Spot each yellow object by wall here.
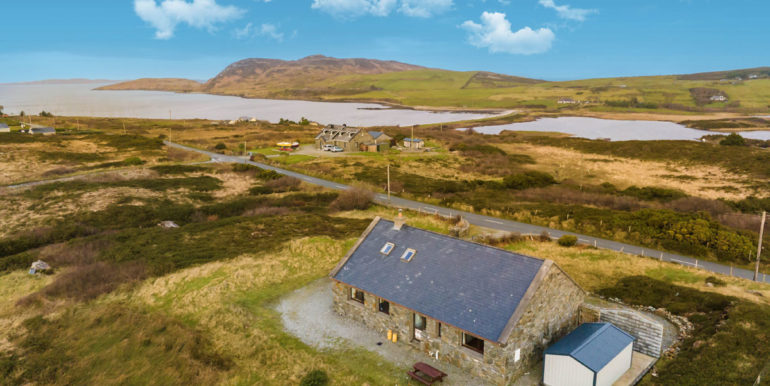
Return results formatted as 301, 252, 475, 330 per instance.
387, 330, 393, 341
392, 333, 398, 343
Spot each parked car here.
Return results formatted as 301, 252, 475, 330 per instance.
322, 144, 334, 151
331, 146, 343, 152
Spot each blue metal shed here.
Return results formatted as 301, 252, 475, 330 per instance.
544, 323, 635, 386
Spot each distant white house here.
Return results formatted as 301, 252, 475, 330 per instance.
710, 95, 728, 102
0, 123, 9, 133
749, 74, 759, 79
29, 127, 56, 135
558, 97, 578, 104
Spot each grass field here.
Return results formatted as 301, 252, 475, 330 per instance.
0, 116, 767, 384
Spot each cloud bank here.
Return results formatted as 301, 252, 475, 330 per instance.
462, 12, 555, 55
311, 0, 452, 18
134, 0, 244, 39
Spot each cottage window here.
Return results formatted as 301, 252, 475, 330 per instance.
380, 242, 394, 255
462, 333, 484, 355
378, 299, 390, 315
350, 288, 365, 304
413, 314, 427, 341
400, 248, 416, 262
437, 322, 442, 338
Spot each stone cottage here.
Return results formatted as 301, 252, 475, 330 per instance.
314, 124, 391, 152
329, 217, 586, 385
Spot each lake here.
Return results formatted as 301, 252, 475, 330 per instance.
464, 116, 770, 141
0, 81, 494, 126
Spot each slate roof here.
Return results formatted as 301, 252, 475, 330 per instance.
404, 137, 423, 142
315, 126, 362, 143
368, 131, 385, 139
30, 127, 55, 134
545, 323, 635, 373
0, 123, 9, 129
331, 218, 546, 342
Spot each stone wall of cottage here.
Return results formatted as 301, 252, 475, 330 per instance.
331, 264, 585, 385
500, 264, 586, 384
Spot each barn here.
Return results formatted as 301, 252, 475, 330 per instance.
543, 322, 635, 386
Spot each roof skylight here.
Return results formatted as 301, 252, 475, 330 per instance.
380, 242, 395, 255
400, 248, 416, 262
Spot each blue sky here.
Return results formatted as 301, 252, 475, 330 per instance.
2, 0, 769, 82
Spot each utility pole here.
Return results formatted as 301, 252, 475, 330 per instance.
411, 125, 415, 149
122, 121, 127, 135
387, 163, 391, 201
755, 211, 766, 281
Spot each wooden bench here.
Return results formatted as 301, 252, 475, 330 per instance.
407, 362, 447, 385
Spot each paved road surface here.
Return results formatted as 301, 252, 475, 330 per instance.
168, 141, 768, 282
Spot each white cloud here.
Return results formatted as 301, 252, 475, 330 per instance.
399, 0, 453, 17
461, 12, 554, 55
258, 23, 285, 41
134, 0, 244, 39
538, 0, 596, 22
234, 22, 285, 41
311, 0, 451, 18
311, 0, 397, 18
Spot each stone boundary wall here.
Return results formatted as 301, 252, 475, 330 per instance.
581, 305, 663, 358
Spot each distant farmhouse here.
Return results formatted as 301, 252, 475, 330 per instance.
314, 124, 392, 152
29, 127, 55, 135
557, 97, 578, 104
330, 217, 586, 385
0, 123, 9, 133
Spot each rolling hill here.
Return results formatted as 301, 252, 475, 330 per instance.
99, 56, 770, 113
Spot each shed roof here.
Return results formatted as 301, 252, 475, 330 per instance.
545, 323, 635, 373
404, 137, 423, 142
30, 127, 55, 133
368, 131, 386, 139
331, 218, 547, 342
0, 123, 9, 129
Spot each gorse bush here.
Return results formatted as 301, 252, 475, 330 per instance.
151, 164, 207, 175
557, 235, 578, 247
330, 187, 374, 211
720, 133, 746, 146
300, 370, 329, 386
503, 171, 556, 190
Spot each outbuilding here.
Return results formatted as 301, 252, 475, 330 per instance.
29, 127, 55, 135
544, 322, 635, 386
0, 123, 10, 133
403, 137, 424, 149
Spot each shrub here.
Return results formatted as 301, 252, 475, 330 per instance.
264, 176, 301, 192
503, 171, 556, 190
621, 186, 686, 202
300, 370, 329, 386
214, 142, 226, 150
151, 164, 207, 175
122, 156, 144, 166
330, 187, 374, 211
720, 133, 746, 146
705, 276, 727, 287
557, 235, 578, 247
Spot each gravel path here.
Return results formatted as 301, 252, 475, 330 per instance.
275, 278, 500, 386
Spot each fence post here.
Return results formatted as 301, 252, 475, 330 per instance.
695, 260, 698, 269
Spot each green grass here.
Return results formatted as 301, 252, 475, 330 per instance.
271, 154, 315, 165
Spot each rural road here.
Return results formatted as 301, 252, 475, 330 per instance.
166, 142, 769, 282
